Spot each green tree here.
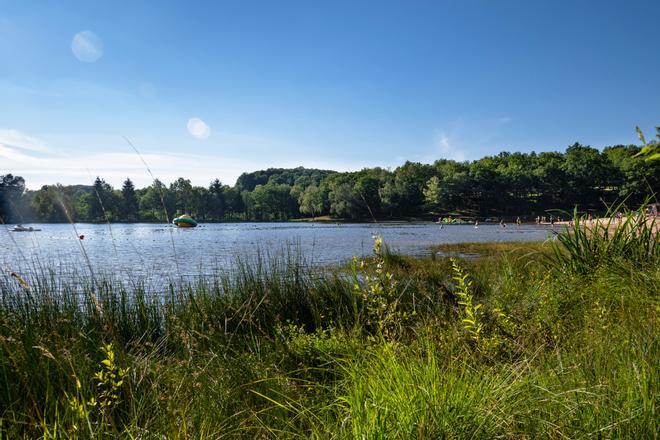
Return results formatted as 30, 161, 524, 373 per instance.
440, 171, 471, 212
469, 158, 503, 215
379, 178, 399, 218
248, 184, 298, 220
329, 182, 357, 219
139, 180, 173, 222
0, 174, 26, 223
32, 184, 77, 222
299, 184, 323, 219
169, 178, 194, 215
223, 187, 245, 220
120, 178, 139, 221
423, 176, 442, 212
6, 140, 659, 224
353, 176, 381, 219
208, 179, 226, 220
533, 152, 567, 210
88, 177, 117, 222
604, 145, 660, 204
562, 144, 609, 209
393, 162, 435, 215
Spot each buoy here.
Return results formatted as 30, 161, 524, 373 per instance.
173, 214, 198, 228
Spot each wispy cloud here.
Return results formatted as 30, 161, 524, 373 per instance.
0, 129, 383, 189
433, 132, 467, 161
0, 142, 245, 188
424, 116, 515, 163
0, 80, 63, 98
0, 129, 52, 153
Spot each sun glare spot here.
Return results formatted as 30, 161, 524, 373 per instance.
187, 117, 211, 140
71, 31, 103, 63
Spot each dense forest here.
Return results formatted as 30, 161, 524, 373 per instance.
1, 143, 659, 224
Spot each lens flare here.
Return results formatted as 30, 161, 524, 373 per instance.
71, 31, 103, 63
187, 117, 211, 140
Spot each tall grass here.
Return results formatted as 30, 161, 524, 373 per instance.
549, 200, 658, 274
0, 236, 657, 438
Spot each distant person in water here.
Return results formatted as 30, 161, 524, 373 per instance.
516, 217, 521, 226
500, 219, 506, 228
474, 220, 479, 229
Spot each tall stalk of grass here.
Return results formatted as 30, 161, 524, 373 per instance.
0, 237, 657, 437
549, 200, 658, 274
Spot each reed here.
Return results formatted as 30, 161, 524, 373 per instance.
0, 236, 657, 438
548, 199, 658, 274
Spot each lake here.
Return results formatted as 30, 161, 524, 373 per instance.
2, 222, 554, 283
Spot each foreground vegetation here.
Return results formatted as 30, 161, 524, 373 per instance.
2, 136, 659, 224
0, 210, 658, 438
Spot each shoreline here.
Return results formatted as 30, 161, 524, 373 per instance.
552, 215, 659, 232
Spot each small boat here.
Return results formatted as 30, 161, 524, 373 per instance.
10, 225, 41, 232
173, 214, 198, 228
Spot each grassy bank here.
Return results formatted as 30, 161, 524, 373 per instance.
0, 217, 658, 438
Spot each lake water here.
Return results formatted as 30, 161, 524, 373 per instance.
1, 222, 554, 283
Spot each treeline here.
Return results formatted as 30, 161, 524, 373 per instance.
1, 143, 658, 223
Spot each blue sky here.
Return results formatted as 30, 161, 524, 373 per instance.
1, 0, 659, 189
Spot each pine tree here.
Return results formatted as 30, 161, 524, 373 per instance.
89, 177, 115, 221
208, 179, 225, 220
121, 178, 139, 221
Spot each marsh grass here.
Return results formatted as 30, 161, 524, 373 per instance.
549, 200, 659, 274
0, 232, 657, 438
